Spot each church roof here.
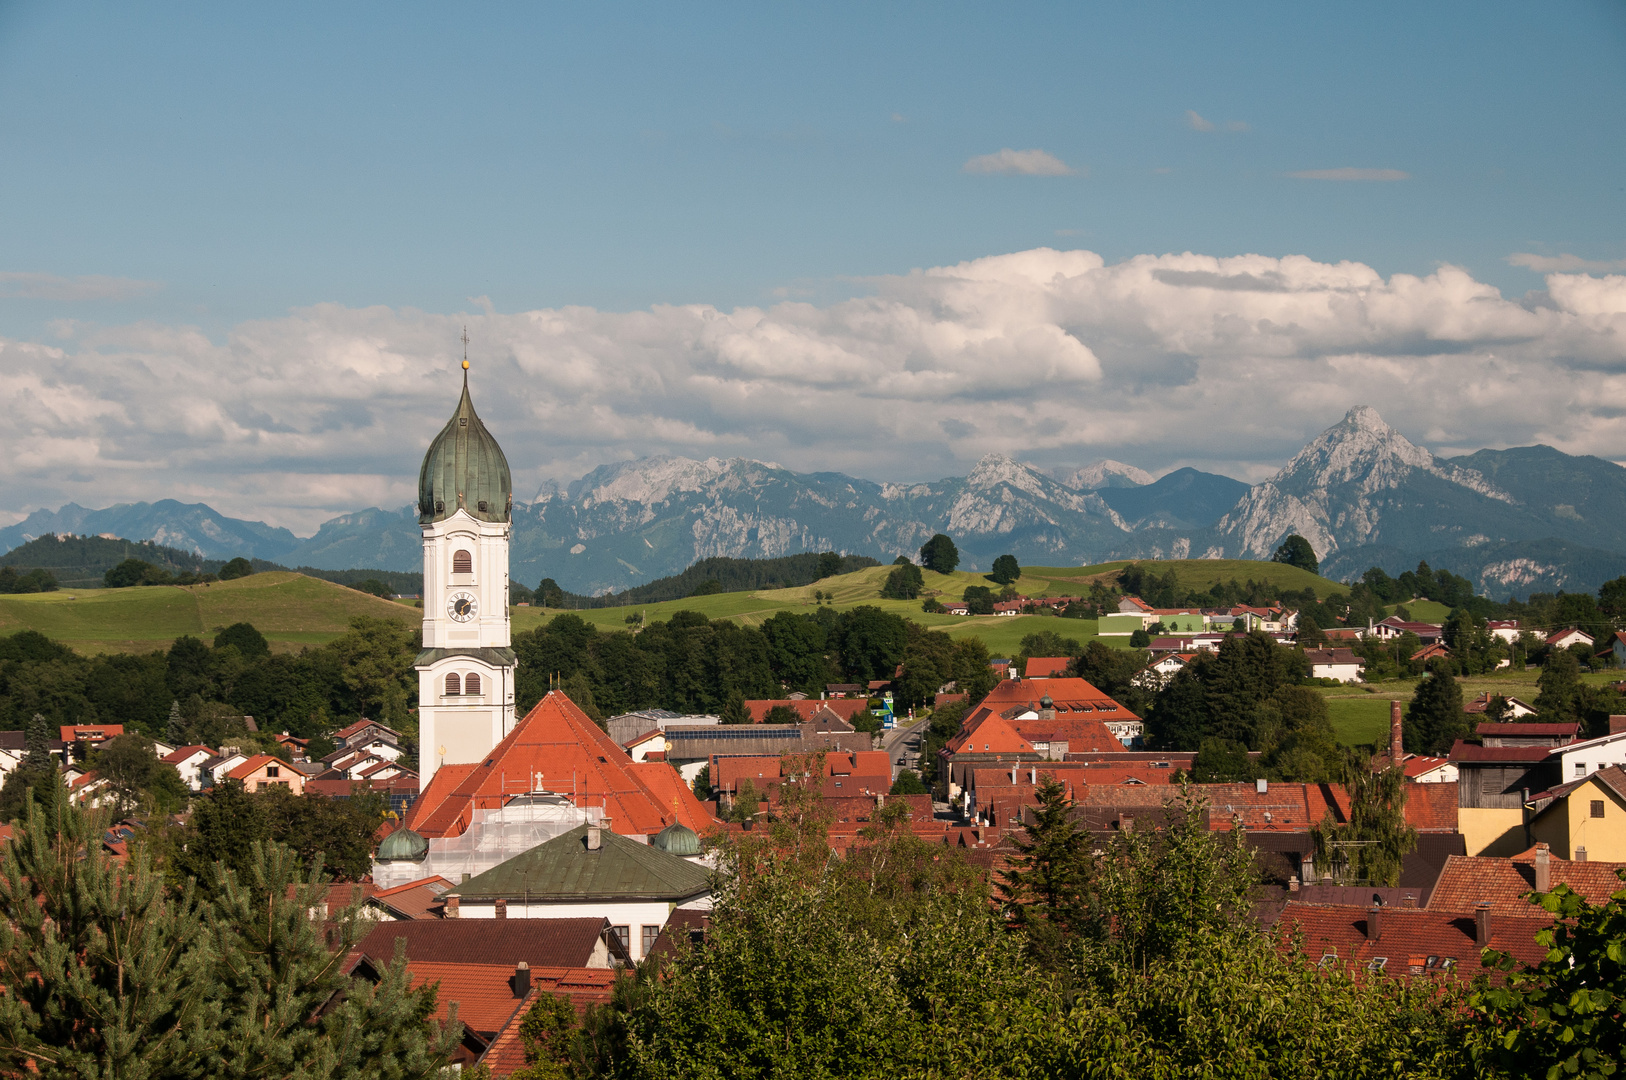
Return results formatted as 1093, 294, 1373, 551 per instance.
418, 372, 511, 525
455, 823, 711, 902
405, 691, 719, 839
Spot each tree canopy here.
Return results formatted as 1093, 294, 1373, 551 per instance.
1271, 533, 1320, 574
918, 533, 959, 574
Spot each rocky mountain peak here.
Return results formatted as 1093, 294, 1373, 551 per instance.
1272, 405, 1436, 492
1063, 459, 1155, 490
1344, 404, 1389, 434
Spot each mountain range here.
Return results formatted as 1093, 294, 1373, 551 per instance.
7, 406, 1626, 599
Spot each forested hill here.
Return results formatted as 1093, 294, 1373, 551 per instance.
0, 534, 207, 588
550, 552, 881, 608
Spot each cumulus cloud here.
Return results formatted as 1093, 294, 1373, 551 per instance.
3, 247, 1626, 532
1508, 252, 1626, 273
962, 148, 1075, 176
0, 271, 161, 301
1185, 110, 1215, 132
1289, 168, 1410, 181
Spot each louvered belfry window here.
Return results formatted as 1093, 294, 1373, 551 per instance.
464, 672, 482, 695
444, 673, 460, 695
452, 550, 473, 574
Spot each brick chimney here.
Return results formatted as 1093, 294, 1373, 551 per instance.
1389, 699, 1404, 766
494, 898, 508, 920
1365, 904, 1383, 941
1534, 843, 1551, 893
445, 894, 460, 919
1611, 716, 1626, 736
1475, 902, 1492, 947
513, 961, 530, 999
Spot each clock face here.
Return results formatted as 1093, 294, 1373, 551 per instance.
448, 592, 479, 622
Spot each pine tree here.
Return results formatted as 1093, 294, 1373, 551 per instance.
167, 699, 186, 745
1536, 649, 1582, 724
1404, 659, 1468, 754
0, 715, 64, 824
719, 692, 750, 726
996, 776, 1091, 966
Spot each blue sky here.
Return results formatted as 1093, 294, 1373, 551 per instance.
1, 2, 1624, 530
1, 1, 1621, 336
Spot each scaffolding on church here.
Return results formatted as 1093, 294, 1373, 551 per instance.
375, 790, 605, 889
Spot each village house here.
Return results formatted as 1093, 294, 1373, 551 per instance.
1546, 627, 1594, 651
1403, 755, 1457, 784
226, 753, 305, 794
1475, 720, 1580, 749
1524, 766, 1626, 861
1463, 691, 1537, 720
1302, 647, 1365, 683
1486, 619, 1521, 644
161, 745, 216, 791
743, 698, 870, 724
59, 724, 124, 765
1023, 656, 1071, 678
1367, 616, 1443, 644
1552, 717, 1626, 783
1427, 842, 1626, 917
1449, 740, 1563, 856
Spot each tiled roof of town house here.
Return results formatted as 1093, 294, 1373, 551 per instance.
1271, 902, 1549, 978
225, 753, 283, 781
357, 917, 617, 970
965, 677, 1138, 720
944, 713, 1033, 756
744, 699, 868, 723
712, 751, 893, 796
1426, 853, 1626, 917
1023, 657, 1072, 678
160, 744, 215, 763
371, 961, 539, 1042
477, 971, 622, 1074
1448, 741, 1556, 763
1401, 755, 1451, 779
1546, 628, 1593, 645
1303, 648, 1363, 665
401, 692, 717, 839
1473, 722, 1578, 738
1008, 717, 1128, 754
366, 876, 454, 921
334, 718, 400, 741
454, 823, 711, 903
1527, 764, 1626, 807
60, 725, 123, 742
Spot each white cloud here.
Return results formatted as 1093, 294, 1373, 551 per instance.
1508, 252, 1626, 273
0, 271, 162, 301
3, 248, 1626, 532
962, 148, 1075, 176
1185, 110, 1214, 132
1289, 168, 1410, 181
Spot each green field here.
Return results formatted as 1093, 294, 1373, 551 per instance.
0, 572, 415, 654
1385, 598, 1452, 623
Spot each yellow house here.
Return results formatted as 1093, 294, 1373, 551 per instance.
1526, 764, 1626, 862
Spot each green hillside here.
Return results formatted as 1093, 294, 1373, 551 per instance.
0, 571, 415, 654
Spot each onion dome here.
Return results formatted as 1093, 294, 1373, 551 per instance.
653, 821, 702, 858
1040, 694, 1055, 710
418, 364, 512, 525
376, 827, 429, 862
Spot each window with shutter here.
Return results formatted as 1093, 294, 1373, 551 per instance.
452, 550, 472, 574
444, 673, 461, 695
465, 672, 482, 695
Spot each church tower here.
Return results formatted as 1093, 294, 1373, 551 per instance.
415, 356, 516, 785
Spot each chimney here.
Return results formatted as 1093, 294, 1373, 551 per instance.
1534, 843, 1551, 893
1366, 904, 1382, 941
1402, 893, 1417, 908
1255, 778, 1268, 794
1475, 902, 1492, 947
494, 898, 508, 920
445, 894, 459, 919
1390, 700, 1404, 765
1288, 874, 1299, 893
1011, 762, 1017, 784
587, 825, 602, 851
514, 961, 531, 999
1575, 846, 1588, 862
1120, 813, 1134, 833
1030, 766, 1037, 784
1300, 854, 1315, 885
1611, 716, 1626, 736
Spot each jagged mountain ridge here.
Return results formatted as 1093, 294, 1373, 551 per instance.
10, 407, 1626, 597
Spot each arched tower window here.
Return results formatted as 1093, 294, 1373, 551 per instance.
444, 673, 461, 695
452, 550, 473, 574
464, 672, 482, 695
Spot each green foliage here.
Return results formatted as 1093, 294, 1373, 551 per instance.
93, 732, 190, 815
897, 622, 994, 708
3, 533, 207, 590
718, 692, 749, 726
762, 705, 800, 725
512, 991, 578, 1080
1311, 766, 1418, 886
961, 584, 994, 615
351, 577, 393, 598
543, 553, 881, 609
1148, 630, 1308, 751
217, 557, 255, 581
1070, 639, 1152, 717
213, 621, 270, 658
1405, 660, 1469, 754
996, 776, 1094, 968
169, 781, 386, 886
1129, 627, 1151, 648
878, 561, 923, 600
918, 533, 960, 574
889, 769, 926, 795
815, 551, 844, 580
1536, 648, 1582, 724
1470, 871, 1626, 1080
0, 566, 59, 593
849, 709, 882, 734
990, 553, 1021, 585
690, 763, 712, 800
537, 577, 567, 607
0, 713, 66, 824
688, 579, 723, 597
1191, 737, 1258, 782
1271, 533, 1320, 574
0, 797, 457, 1078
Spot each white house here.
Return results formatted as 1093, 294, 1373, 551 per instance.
1547, 628, 1595, 651
162, 745, 217, 792
1555, 719, 1626, 784
1487, 620, 1521, 644
1303, 647, 1366, 683
1403, 755, 1458, 784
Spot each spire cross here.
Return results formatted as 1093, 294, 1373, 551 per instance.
460, 326, 470, 381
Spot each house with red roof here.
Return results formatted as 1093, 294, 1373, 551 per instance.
1427, 842, 1626, 917
711, 750, 893, 806
1267, 901, 1548, 981
161, 744, 216, 791
1546, 627, 1594, 651
1368, 617, 1443, 644
59, 724, 124, 764
1402, 755, 1456, 784
743, 699, 869, 724
1463, 691, 1536, 719
227, 753, 305, 795
1023, 656, 1071, 678
1303, 648, 1365, 683
1524, 765, 1626, 861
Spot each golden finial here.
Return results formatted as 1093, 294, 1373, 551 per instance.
462, 359, 469, 370
461, 326, 470, 372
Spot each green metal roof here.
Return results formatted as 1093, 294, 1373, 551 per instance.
454, 823, 711, 902
414, 646, 517, 668
376, 827, 429, 862
653, 822, 702, 857
418, 375, 512, 525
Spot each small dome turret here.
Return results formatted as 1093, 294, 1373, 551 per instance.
418, 367, 511, 525
653, 821, 702, 857
377, 827, 429, 862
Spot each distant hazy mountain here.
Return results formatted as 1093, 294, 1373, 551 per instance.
14, 406, 1626, 598
0, 500, 299, 562
1096, 468, 1250, 531
1062, 459, 1155, 489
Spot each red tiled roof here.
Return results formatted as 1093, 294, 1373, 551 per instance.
1473, 722, 1579, 738
1009, 717, 1126, 754
335, 718, 399, 741
1448, 741, 1554, 763
1402, 755, 1451, 779
1427, 853, 1626, 917
743, 699, 868, 723
226, 753, 283, 780
368, 876, 453, 920
1023, 657, 1072, 678
478, 970, 621, 1073
1274, 902, 1549, 978
403, 692, 718, 839
356, 918, 613, 971
60, 725, 124, 743
944, 713, 1033, 755
161, 744, 214, 763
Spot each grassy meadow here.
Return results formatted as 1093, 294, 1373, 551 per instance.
0, 571, 415, 654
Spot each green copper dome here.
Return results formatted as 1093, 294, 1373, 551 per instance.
418, 373, 512, 525
377, 827, 429, 862
653, 821, 702, 858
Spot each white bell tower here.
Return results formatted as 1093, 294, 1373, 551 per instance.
415, 346, 517, 785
